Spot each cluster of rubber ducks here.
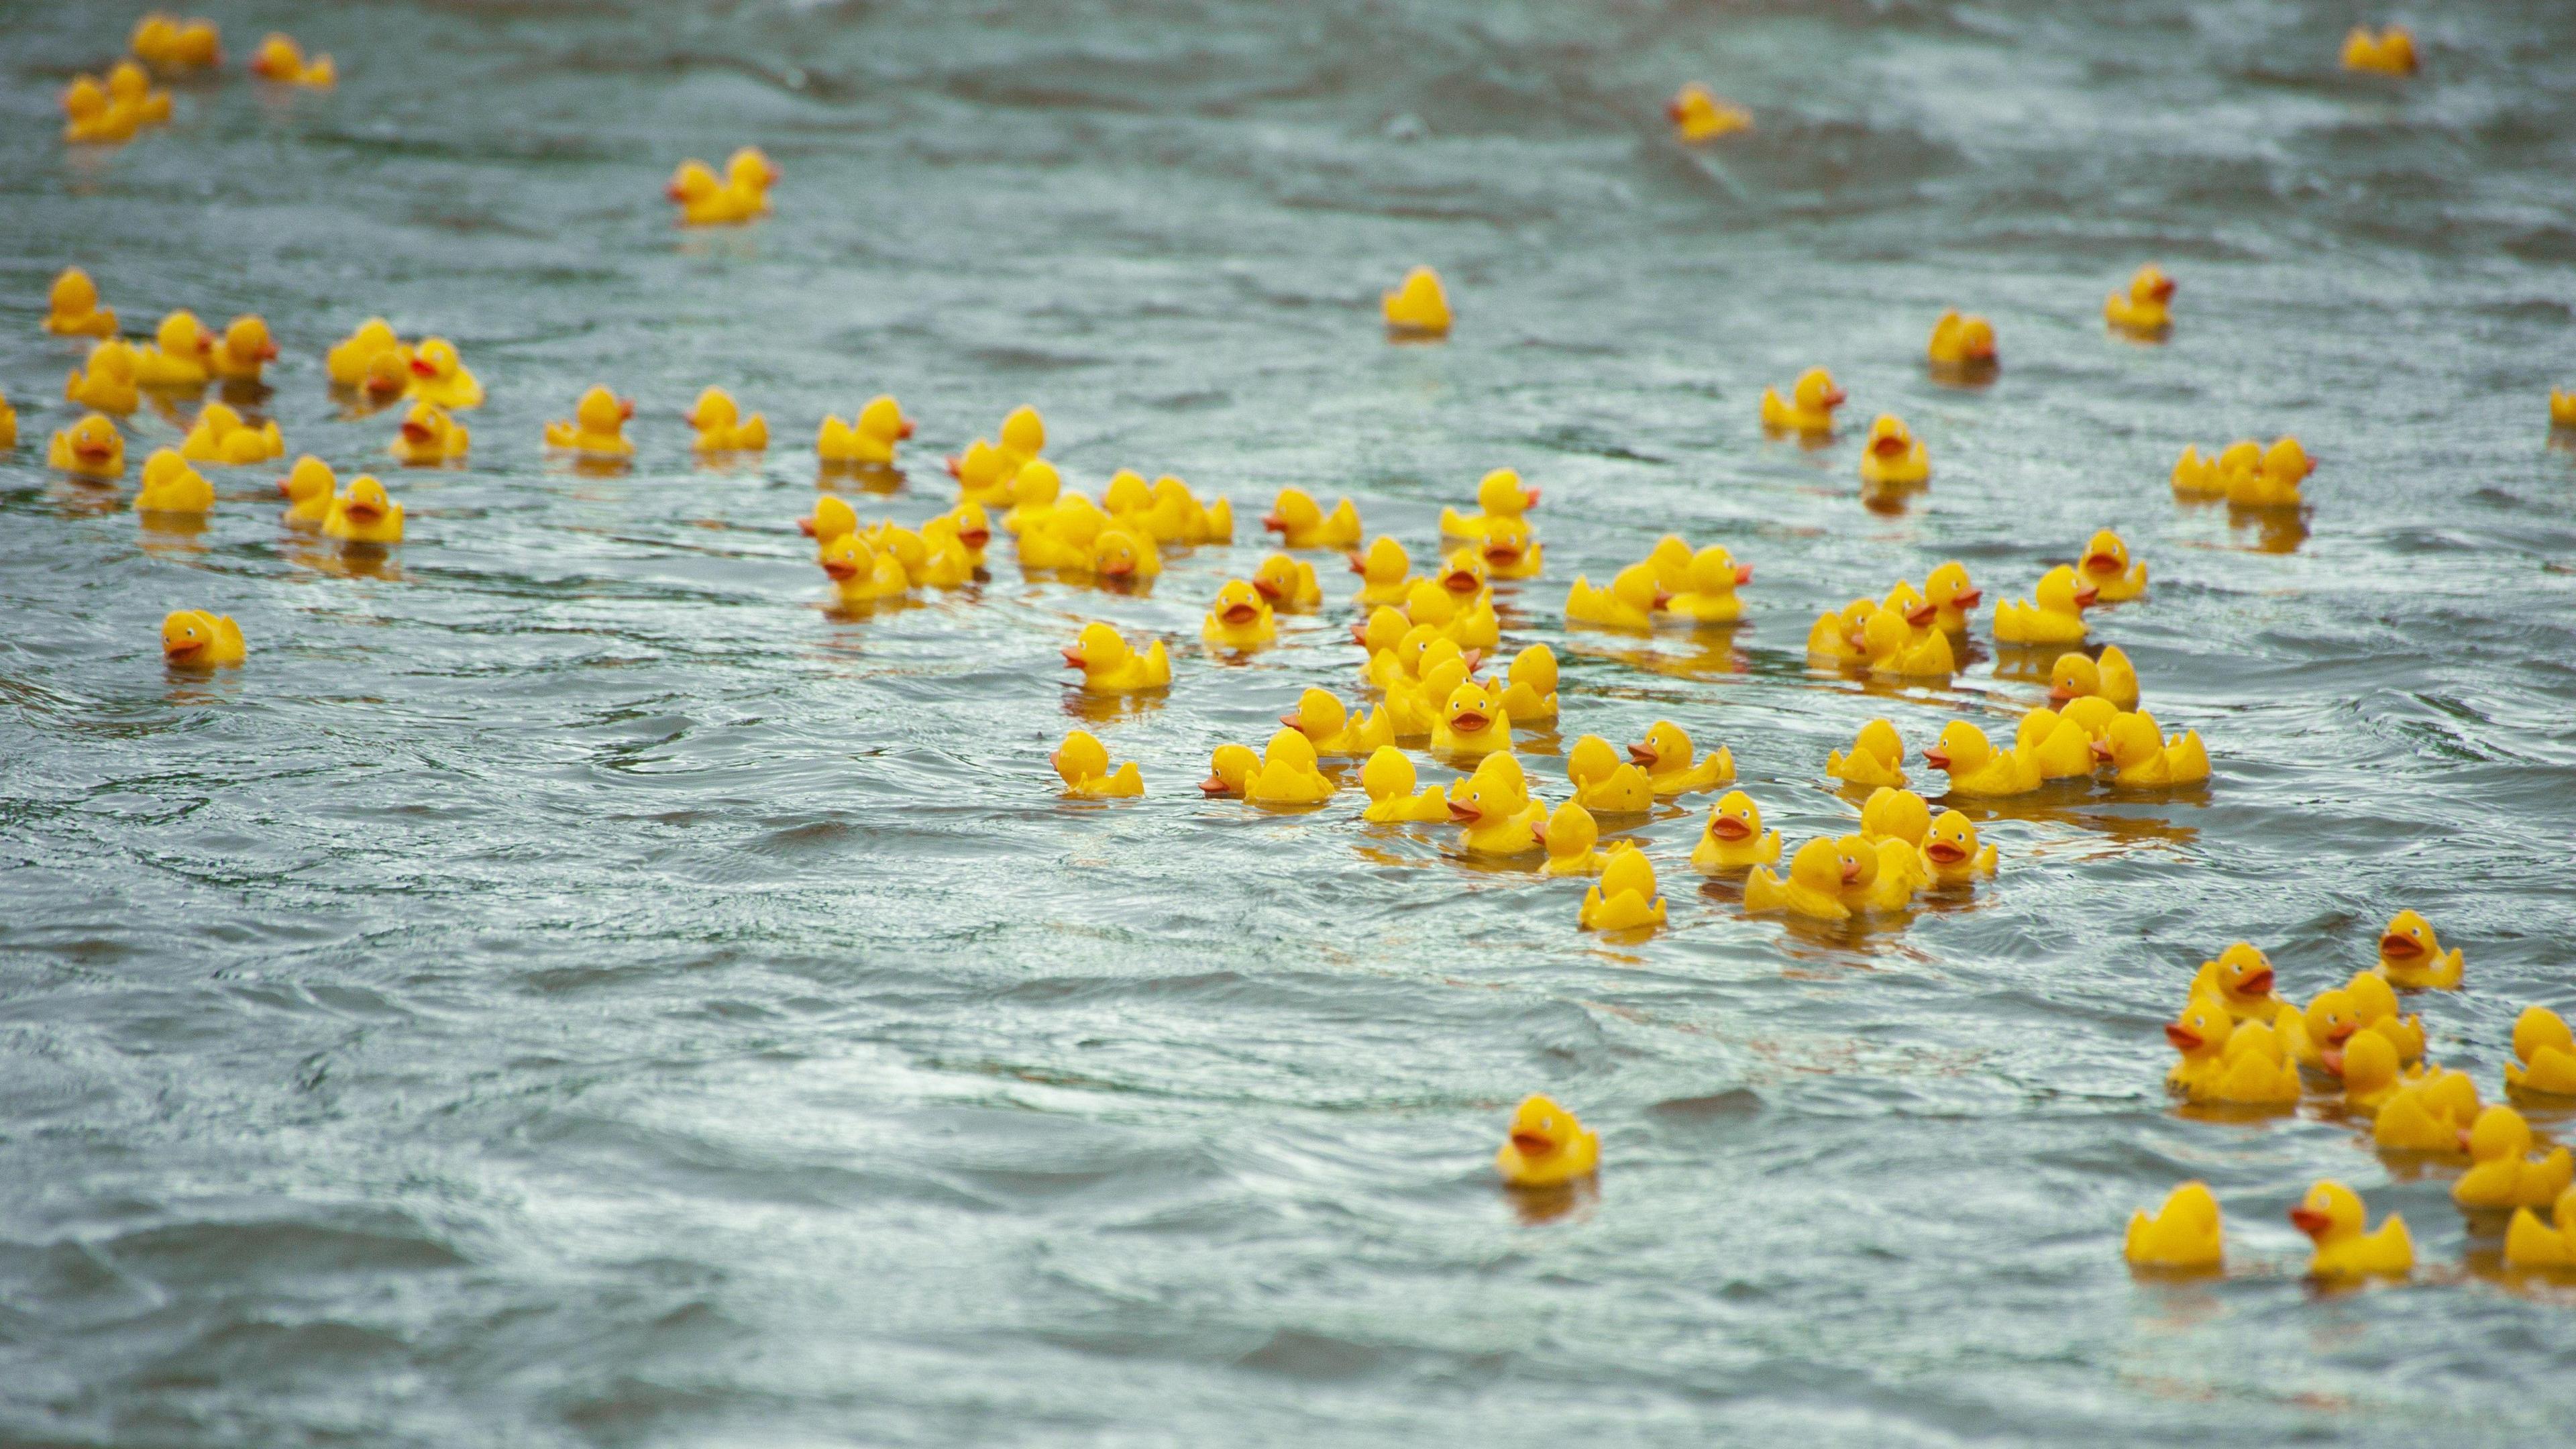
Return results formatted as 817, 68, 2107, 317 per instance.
62, 15, 331, 146
665, 148, 782, 227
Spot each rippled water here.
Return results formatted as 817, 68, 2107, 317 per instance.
7, 0, 2576, 1443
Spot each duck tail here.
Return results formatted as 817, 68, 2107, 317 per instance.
1743, 867, 1788, 914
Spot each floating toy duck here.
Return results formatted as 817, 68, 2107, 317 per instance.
1091, 525, 1162, 584
1921, 810, 1997, 882
1666, 82, 1750, 142
817, 395, 913, 466
1400, 576, 1501, 654
945, 442, 1009, 506
2291, 1181, 2412, 1279
665, 158, 763, 226
179, 402, 284, 465
1564, 735, 1654, 817
799, 494, 859, 547
2100, 709, 2209, 788
44, 268, 118, 337
2374, 910, 2463, 989
1354, 606, 1413, 674
1382, 266, 1451, 336
207, 315, 278, 384
2170, 440, 2251, 498
1281, 688, 1393, 757
818, 532, 908, 604
1495, 1095, 1598, 1188
1061, 623, 1170, 693
1432, 548, 1491, 607
132, 14, 223, 70
2165, 996, 2302, 1106
2336, 1029, 2412, 1116
727, 147, 781, 210
1827, 718, 1907, 789
1919, 561, 1981, 633
1565, 561, 1666, 631
1245, 727, 1336, 808
1448, 753, 1545, 855
1924, 721, 2043, 798
2105, 264, 2176, 335
1858, 415, 1929, 487
1499, 644, 1558, 723
910, 518, 976, 590
1263, 487, 1361, 549
133, 449, 213, 513
1536, 800, 1606, 877
2504, 1186, 2576, 1269
1665, 545, 1752, 625
1253, 553, 1322, 610
1760, 367, 1845, 435
1053, 729, 1142, 799
2282, 986, 2362, 1071
1382, 648, 1475, 738
62, 76, 139, 146
1993, 565, 2096, 646
1162, 475, 1231, 544
2341, 25, 2417, 74
1843, 830, 1923, 915
1803, 597, 1872, 665
1432, 677, 1514, 758
49, 414, 124, 479
1440, 468, 1539, 543
322, 474, 404, 543
2506, 1007, 2576, 1099
1017, 491, 1109, 571
1201, 580, 1277, 651
2555, 389, 2576, 431
107, 61, 173, 127
1628, 720, 1731, 796
1860, 604, 1957, 679
65, 339, 141, 414
135, 311, 215, 389
545, 386, 634, 456
160, 609, 244, 668
936, 500, 991, 566
2076, 530, 2147, 602
326, 319, 409, 394
2455, 1107, 2574, 1212
2125, 1181, 2221, 1271
1198, 743, 1258, 799
390, 400, 470, 464
990, 405, 1045, 474
278, 455, 335, 528
1358, 745, 1451, 824
1744, 837, 1860, 923
1860, 786, 1931, 851
2227, 437, 2311, 508
1348, 535, 1415, 606
0, 390, 13, 451
248, 32, 334, 86
399, 338, 481, 410
1927, 311, 1997, 372
2016, 706, 2098, 781
2375, 1068, 2483, 1153
2187, 943, 2287, 1024
2049, 646, 2139, 710
1581, 846, 1668, 932
998, 460, 1063, 535
682, 388, 767, 453
1690, 790, 1782, 873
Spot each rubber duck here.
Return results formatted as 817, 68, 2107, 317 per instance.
2125, 1181, 2222, 1271
1665, 545, 1752, 625
2374, 910, 2463, 989
1840, 830, 1922, 916
2291, 1181, 2412, 1279
1358, 745, 1450, 824
278, 455, 335, 528
1061, 623, 1172, 694
107, 60, 173, 126
2187, 943, 2288, 1024
1919, 561, 1982, 633
1016, 490, 1111, 573
1201, 580, 1277, 651
398, 338, 481, 411
205, 315, 279, 384
1743, 837, 1860, 923
1581, 845, 1668, 931
2169, 440, 2253, 498
2343, 973, 2424, 1064
1432, 678, 1513, 758
817, 395, 913, 466
936, 500, 991, 567
1760, 367, 1845, 435
1666, 82, 1750, 142
1164, 476, 1232, 545
390, 400, 470, 465
62, 76, 139, 146
1281, 688, 1393, 757
1927, 311, 1997, 372
130, 448, 211, 514
1475, 517, 1538, 579
1198, 743, 1258, 799
44, 268, 118, 337
1858, 786, 1930, 851
1432, 547, 1492, 606
1499, 644, 1558, 723
1858, 415, 1929, 487
1263, 487, 1361, 549
1565, 561, 1666, 631
1244, 727, 1336, 809
1089, 523, 1163, 584
665, 159, 761, 226
1536, 800, 1607, 877
2375, 1069, 2483, 1153
2105, 264, 2175, 335
1621, 720, 1728, 797
1827, 718, 1907, 790
2049, 646, 2139, 710
726, 147, 781, 211
2455, 1107, 2574, 1212
160, 609, 244, 668
545, 386, 634, 456
997, 460, 1065, 536
0, 390, 13, 451
2283, 986, 2361, 1071
2555, 389, 2576, 431
2341, 25, 2417, 75
2506, 1007, 2576, 1099
680, 387, 765, 453
1924, 721, 2042, 798
1382, 266, 1450, 336
248, 32, 334, 86
1407, 576, 1501, 653
1447, 753, 1545, 855
131, 15, 223, 71
178, 402, 284, 465
985, 406, 1044, 474
909, 518, 975, 590
1690, 791, 1782, 873
2074, 530, 2147, 603
48, 414, 124, 479
2015, 706, 2098, 781
326, 319, 405, 389
2165, 997, 2300, 1105
1348, 535, 1415, 606
1379, 644, 1474, 735
64, 339, 141, 414
2100, 710, 2208, 788
1439, 468, 1539, 542
1253, 553, 1322, 610
819, 531, 908, 603
1805, 597, 1873, 665
798, 495, 859, 548
1992, 566, 2096, 646
2504, 1186, 2576, 1269
1494, 1095, 1598, 1188
134, 311, 215, 389
2336, 1030, 2410, 1116
2227, 437, 2310, 509
1053, 729, 1142, 799
1921, 810, 1997, 882
1860, 604, 1957, 679
321, 474, 404, 543
1354, 606, 1413, 676
1562, 735, 1653, 818
945, 440, 1011, 506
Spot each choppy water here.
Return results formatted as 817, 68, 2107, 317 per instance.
7, 0, 2576, 1444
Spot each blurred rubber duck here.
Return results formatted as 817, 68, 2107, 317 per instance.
1921, 810, 1996, 882
1842, 829, 1923, 915
179, 402, 284, 464
1163, 475, 1232, 544
1198, 743, 1258, 799
2076, 530, 2147, 602
1743, 837, 1860, 923
2169, 439, 2253, 498
2186, 943, 2287, 1024
998, 460, 1064, 535
819, 532, 908, 603
2291, 1181, 2412, 1279
322, 474, 404, 543
1690, 791, 1782, 873
1281, 688, 1393, 757
680, 388, 766, 453
2100, 709, 2209, 788
1495, 1095, 1598, 1188
134, 311, 215, 388
1860, 604, 1957, 679
44, 268, 118, 337
1564, 561, 1666, 631
1665, 545, 1752, 625
988, 405, 1045, 474
1432, 548, 1491, 607
1053, 729, 1142, 799
1858, 415, 1929, 486
2015, 706, 2098, 780
390, 400, 470, 464
945, 439, 1011, 506
1382, 266, 1450, 336
1927, 311, 1997, 372
2125, 1181, 2221, 1271
1760, 367, 1845, 435
160, 609, 244, 667
2334, 1029, 2412, 1116
2164, 996, 2300, 1105
1581, 845, 1668, 931
2506, 1007, 2576, 1099
1924, 721, 2042, 798
726, 147, 781, 211
1627, 720, 1731, 796
132, 14, 223, 71
1348, 535, 1415, 607
107, 61, 173, 126
2504, 1185, 2576, 1269
1201, 579, 1277, 651
1432, 677, 1513, 758
1403, 576, 1500, 653
2554, 389, 2576, 431
49, 414, 124, 478
1245, 728, 1336, 809
2227, 437, 2310, 508
2049, 646, 2139, 710
936, 500, 991, 566
817, 395, 913, 466
910, 518, 976, 590
1666, 82, 1750, 142
1858, 786, 1931, 851
1253, 553, 1322, 610
398, 338, 480, 410
1017, 491, 1112, 574
1804, 598, 1872, 665
2341, 25, 2417, 74
0, 389, 13, 451
2105, 264, 2175, 335
1440, 468, 1539, 542
1499, 643, 1558, 723
62, 76, 139, 145
64, 339, 141, 414
1447, 753, 1544, 855
1090, 524, 1161, 584
1919, 561, 1982, 633
1993, 566, 2096, 646
1263, 487, 1360, 549
545, 386, 634, 455
2282, 986, 2361, 1071
1564, 735, 1654, 817
278, 455, 335, 528
2375, 1068, 2483, 1152
665, 159, 761, 226
1358, 745, 1450, 824
798, 494, 859, 547
1060, 623, 1170, 694
327, 319, 408, 394
208, 315, 278, 383
2344, 973, 2424, 1064
1827, 718, 1907, 789
2374, 910, 2463, 989
248, 32, 334, 86
2455, 1107, 2573, 1212
1535, 800, 1606, 877
133, 449, 213, 513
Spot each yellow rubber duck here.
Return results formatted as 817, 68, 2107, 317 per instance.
278, 455, 335, 528
179, 402, 284, 465
1060, 623, 1170, 693
1281, 688, 1393, 758
390, 400, 470, 465
1666, 83, 1750, 142
2125, 1181, 2221, 1271
1804, 597, 1873, 665
1016, 490, 1109, 572
1858, 415, 1929, 487
2015, 706, 2098, 781
1201, 579, 1277, 651
909, 519, 975, 590
941, 441, 1006, 506
2455, 1106, 2574, 1212
1921, 810, 1997, 883
1405, 574, 1501, 653
799, 495, 859, 548
2337, 1030, 2410, 1116
1348, 535, 1415, 607
2374, 1068, 2482, 1153
2163, 997, 2300, 1106
1089, 523, 1162, 584
1919, 561, 1982, 633
1495, 1095, 1599, 1188
1262, 487, 1360, 549
133, 448, 212, 513
2282, 986, 2361, 1071
1198, 743, 1258, 799
2048, 646, 2139, 710
1841, 831, 1922, 916
2553, 389, 2576, 431
1564, 560, 1666, 631
327, 319, 411, 396
2504, 1185, 2576, 1269
1860, 604, 1957, 679
1358, 745, 1450, 824
1164, 475, 1231, 544
2374, 909, 2462, 989
988, 405, 1045, 474
1927, 311, 1997, 372
1431, 677, 1513, 758
817, 395, 913, 466
665, 159, 762, 226
1743, 837, 1861, 923
727, 147, 781, 211
682, 387, 767, 453
44, 268, 118, 337
2100, 709, 2209, 788
2291, 1181, 2412, 1279
322, 474, 404, 543
1383, 651, 1475, 739
2170, 439, 2249, 498
107, 60, 173, 126
1498, 643, 1558, 724
1628, 720, 1731, 796
2187, 943, 2287, 1024
0, 389, 14, 451
1858, 786, 1930, 851
819, 531, 908, 604
1447, 753, 1545, 855
1244, 727, 1336, 809
1252, 553, 1322, 610
2226, 436, 2311, 509
1535, 800, 1607, 877
1665, 545, 1752, 625
997, 460, 1063, 536
2105, 264, 2175, 335
134, 311, 215, 389
545, 386, 634, 455
2073, 530, 2147, 603
1563, 735, 1654, 818
65, 339, 142, 415
50, 413, 125, 479
936, 500, 991, 566
248, 33, 334, 86
1353, 606, 1412, 674
1924, 721, 2042, 798
1440, 468, 1540, 543
1760, 367, 1845, 435
1580, 845, 1668, 932
1382, 266, 1450, 336
131, 15, 223, 72
1052, 729, 1142, 799
1690, 791, 1782, 874
1993, 565, 2096, 646
2341, 974, 2426, 1069
207, 315, 278, 383
2341, 25, 2416, 75
2506, 1007, 2576, 1100
399, 338, 481, 410
160, 608, 244, 668
1827, 718, 1907, 790
62, 76, 140, 146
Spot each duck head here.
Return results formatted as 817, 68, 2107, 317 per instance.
1864, 414, 1915, 460
2513, 1006, 2573, 1065
2205, 943, 2275, 1002
1104, 470, 1152, 517
1448, 752, 1530, 824
248, 32, 309, 78
2302, 989, 2361, 1069
1010, 458, 1062, 511
1598, 843, 1657, 900
50, 268, 101, 316
1941, 311, 1996, 362
2079, 529, 2131, 585
1263, 488, 1322, 539
62, 413, 121, 467
817, 533, 877, 582
857, 394, 914, 441
1505, 1094, 1581, 1163
1792, 366, 1845, 412
2341, 1030, 2400, 1099
574, 385, 631, 434
1565, 735, 1621, 789
1609, 560, 1670, 615
2465, 1106, 2534, 1165
1281, 688, 1348, 739
726, 146, 781, 190
63, 76, 107, 125
278, 454, 335, 503
338, 475, 394, 524
140, 447, 193, 490
1437, 549, 1487, 598
801, 494, 858, 544
1443, 678, 1501, 736
1252, 553, 1305, 602
2377, 909, 2438, 964
2130, 264, 2176, 304
1852, 716, 1904, 770
1091, 525, 1148, 579
684, 386, 738, 431
2101, 710, 2163, 769
1705, 790, 1763, 843
1924, 561, 1980, 618
1210, 579, 1266, 628
2165, 994, 2233, 1061
1477, 467, 1538, 516
1051, 729, 1108, 787
1688, 545, 1751, 596
411, 337, 464, 384
1201, 743, 1258, 796
948, 500, 991, 550
2263, 436, 2312, 484
1535, 799, 1597, 860
1062, 622, 1128, 677
156, 310, 213, 362
1785, 836, 1857, 894
1921, 809, 1982, 867
1628, 720, 1693, 773
1861, 786, 1931, 846
1359, 744, 1419, 803
220, 315, 278, 367
998, 405, 1044, 459
2049, 651, 2102, 702
1401, 578, 1458, 629
1508, 643, 1556, 696
1353, 604, 1408, 655
1923, 720, 1992, 776
2034, 564, 2099, 614
1480, 518, 1531, 572
667, 159, 722, 203
160, 609, 223, 663
1351, 535, 1408, 584
2288, 1181, 2361, 1243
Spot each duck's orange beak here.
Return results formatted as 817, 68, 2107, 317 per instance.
2082, 552, 2121, 574
957, 527, 989, 548
276, 478, 294, 497
1448, 800, 1482, 823
1662, 100, 1685, 122
1100, 558, 1134, 578
2288, 1205, 2329, 1238
1483, 542, 1520, 564
1821, 386, 1847, 406
1626, 742, 1658, 767
1735, 564, 1756, 585
1923, 745, 1952, 769
400, 421, 434, 443
664, 182, 686, 201
1951, 588, 1980, 608
1924, 839, 1965, 865
2379, 933, 2422, 959
943, 455, 964, 478
1527, 820, 1548, 848
796, 517, 819, 537
2072, 584, 2100, 607
2089, 740, 2114, 761
1279, 713, 1307, 732
1443, 570, 1477, 594
2049, 680, 2076, 701
1450, 710, 1490, 733
1348, 623, 1371, 645
345, 500, 383, 522
1711, 816, 1751, 842
1253, 577, 1283, 600
1260, 513, 1286, 533
822, 559, 857, 580
1870, 434, 1908, 457
1840, 859, 1863, 885
1908, 603, 1937, 628
2151, 277, 2177, 301
1652, 590, 1673, 610
682, 410, 700, 428
1221, 602, 1260, 625
2237, 969, 2274, 998
1059, 649, 1086, 669
1346, 553, 1368, 574
1199, 773, 1231, 796
1523, 488, 1541, 507
409, 356, 436, 377
258, 341, 279, 360
1510, 1130, 1554, 1157
2325, 1022, 2358, 1046
2163, 1024, 2202, 1051
618, 398, 635, 420
898, 419, 916, 439
75, 440, 111, 461
1460, 649, 1481, 671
